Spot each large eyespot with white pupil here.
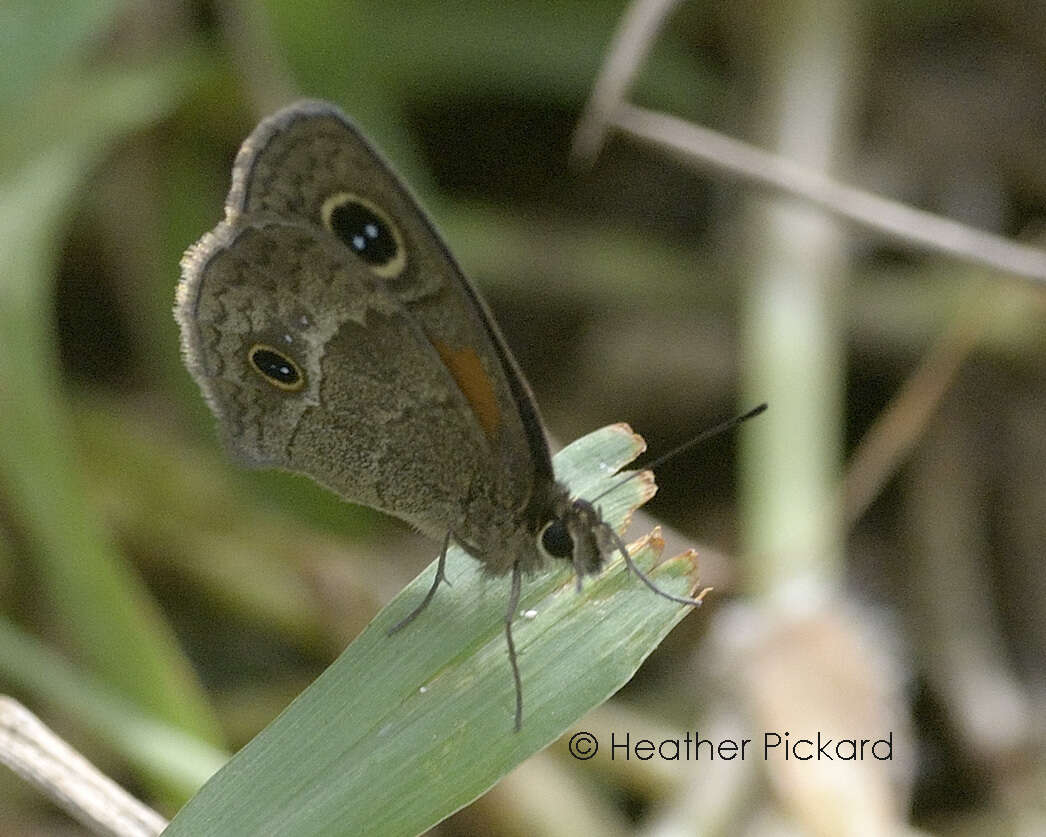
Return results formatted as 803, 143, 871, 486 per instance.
539, 519, 574, 560
321, 193, 406, 278
248, 344, 305, 391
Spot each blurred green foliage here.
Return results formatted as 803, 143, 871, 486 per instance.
1, 0, 1044, 834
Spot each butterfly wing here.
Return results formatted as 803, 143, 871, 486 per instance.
177, 101, 555, 543
180, 217, 506, 538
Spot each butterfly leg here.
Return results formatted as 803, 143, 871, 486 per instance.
571, 551, 584, 594
388, 531, 452, 635
505, 560, 524, 732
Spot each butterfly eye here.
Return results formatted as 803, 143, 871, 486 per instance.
248, 344, 305, 391
321, 193, 406, 278
539, 519, 574, 559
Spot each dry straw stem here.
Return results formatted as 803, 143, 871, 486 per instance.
841, 290, 987, 526
573, 0, 1046, 285
575, 0, 1042, 546
0, 696, 167, 837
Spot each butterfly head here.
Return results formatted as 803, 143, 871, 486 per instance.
538, 493, 610, 579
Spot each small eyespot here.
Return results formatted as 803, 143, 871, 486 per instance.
321, 193, 406, 278
539, 519, 574, 559
248, 344, 305, 391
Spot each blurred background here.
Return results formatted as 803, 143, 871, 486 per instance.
2, 0, 1044, 834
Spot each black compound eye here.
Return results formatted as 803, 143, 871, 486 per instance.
248, 345, 304, 391
540, 519, 574, 559
321, 193, 406, 278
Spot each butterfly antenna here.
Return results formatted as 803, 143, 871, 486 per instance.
590, 403, 767, 505
601, 523, 707, 605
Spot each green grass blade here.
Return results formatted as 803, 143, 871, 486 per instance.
163, 424, 702, 836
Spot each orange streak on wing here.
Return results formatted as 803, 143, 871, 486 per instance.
431, 340, 501, 440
